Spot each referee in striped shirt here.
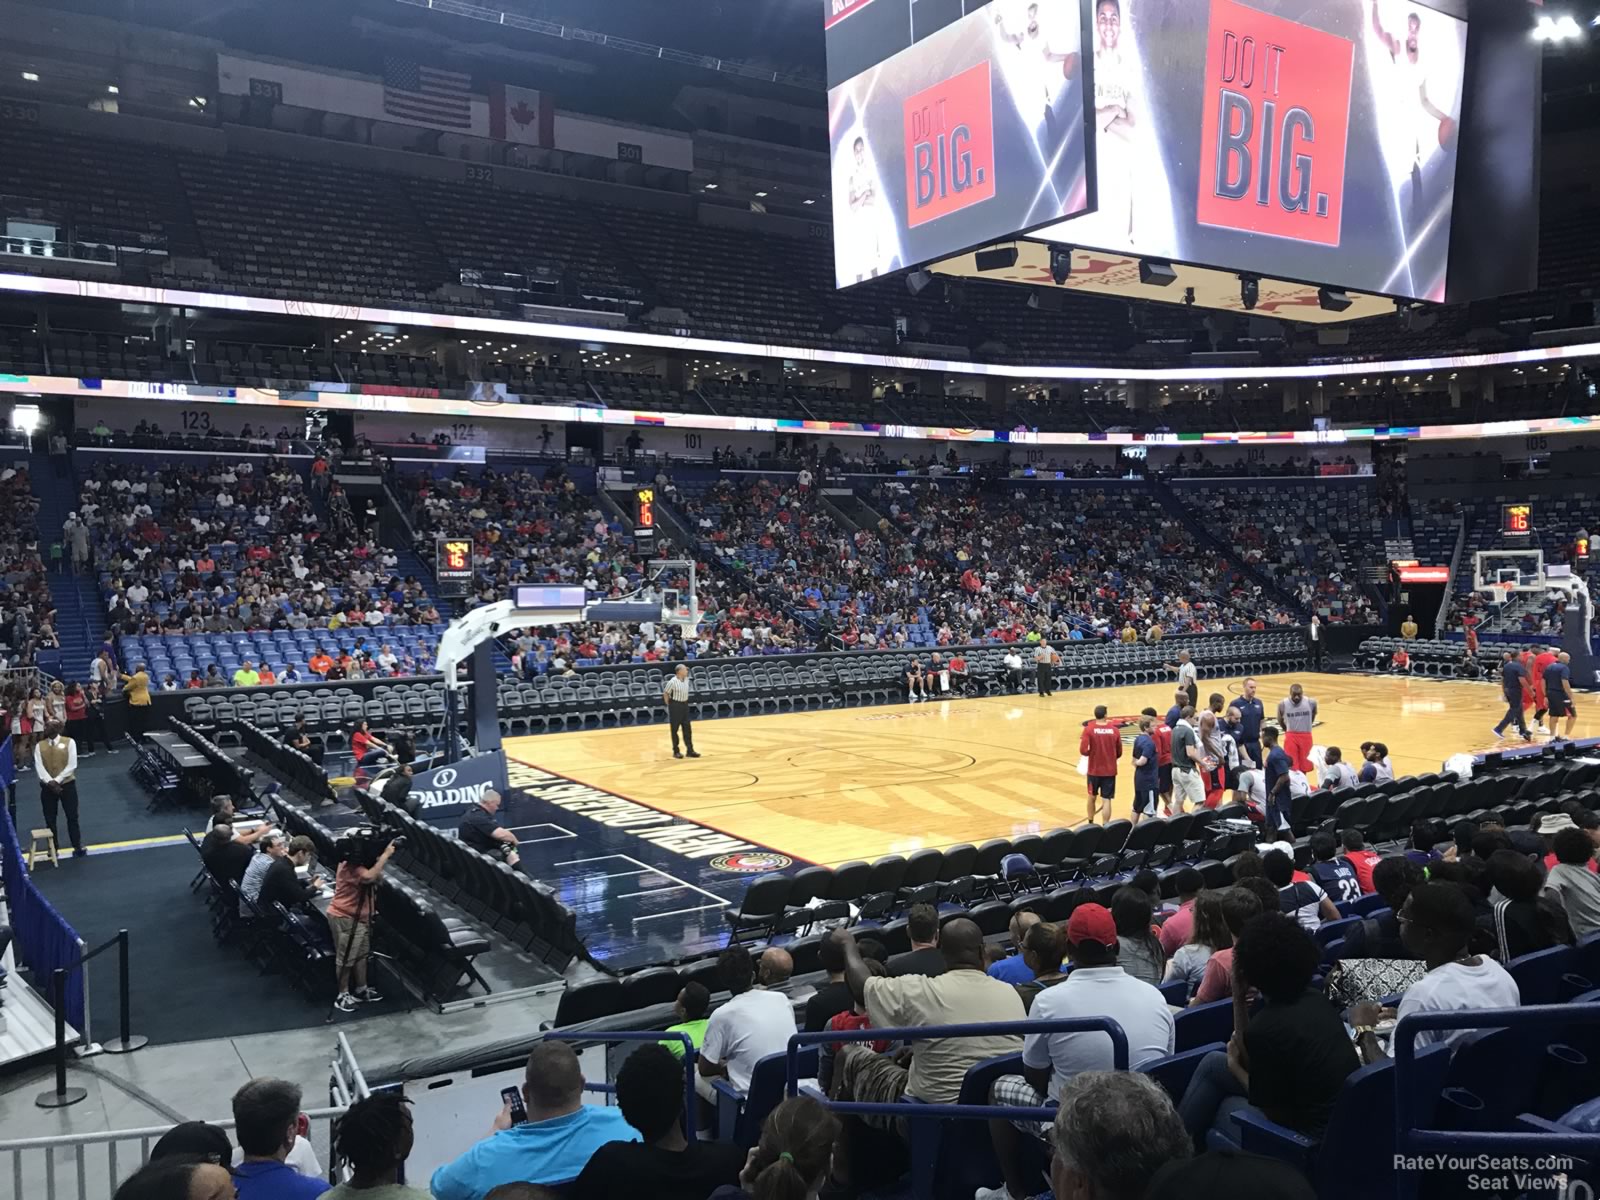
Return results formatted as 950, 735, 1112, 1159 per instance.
663, 664, 700, 758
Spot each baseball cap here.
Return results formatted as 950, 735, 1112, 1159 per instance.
149, 1122, 233, 1167
1065, 902, 1117, 948
1144, 1149, 1315, 1200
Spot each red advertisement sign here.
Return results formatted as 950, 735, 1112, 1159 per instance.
903, 61, 996, 228
824, 0, 879, 30
1195, 0, 1353, 246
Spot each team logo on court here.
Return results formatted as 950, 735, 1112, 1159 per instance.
710, 851, 794, 874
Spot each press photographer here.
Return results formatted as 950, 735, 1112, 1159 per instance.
328, 825, 400, 1014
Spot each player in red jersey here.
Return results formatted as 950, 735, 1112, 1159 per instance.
1463, 613, 1480, 657
1531, 645, 1560, 733
1520, 648, 1539, 719
1080, 703, 1123, 825
1142, 705, 1174, 812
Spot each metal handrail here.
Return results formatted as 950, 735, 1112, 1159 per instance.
0, 1108, 347, 1200
543, 1029, 697, 1136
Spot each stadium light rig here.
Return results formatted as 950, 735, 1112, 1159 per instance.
1049, 246, 1073, 286
1533, 13, 1585, 40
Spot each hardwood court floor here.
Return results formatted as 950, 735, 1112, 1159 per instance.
504, 672, 1595, 867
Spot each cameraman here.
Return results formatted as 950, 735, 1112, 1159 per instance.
459, 789, 522, 872
328, 832, 397, 1013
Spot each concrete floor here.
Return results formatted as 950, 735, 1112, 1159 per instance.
0, 986, 562, 1200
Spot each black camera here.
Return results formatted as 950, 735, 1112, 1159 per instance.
335, 824, 403, 869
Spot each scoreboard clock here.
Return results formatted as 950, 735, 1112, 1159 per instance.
634, 487, 657, 546
1502, 503, 1533, 537
435, 536, 474, 596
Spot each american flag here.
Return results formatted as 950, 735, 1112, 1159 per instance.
383, 58, 472, 129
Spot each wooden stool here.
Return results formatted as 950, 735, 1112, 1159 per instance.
27, 828, 58, 869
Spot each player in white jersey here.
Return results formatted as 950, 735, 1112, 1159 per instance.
995, 1, 1079, 137
1092, 0, 1137, 243
1370, 1, 1455, 221
845, 135, 884, 283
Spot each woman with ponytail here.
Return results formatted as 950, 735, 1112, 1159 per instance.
714, 1095, 840, 1200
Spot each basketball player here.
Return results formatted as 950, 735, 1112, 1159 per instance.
1091, 0, 1137, 242
845, 135, 884, 283
1369, 1, 1456, 222
1277, 683, 1317, 775
1080, 703, 1123, 824
1544, 651, 1578, 740
1164, 688, 1187, 731
1491, 650, 1531, 742
1197, 710, 1233, 809
1130, 714, 1160, 826
1531, 644, 1560, 733
1320, 746, 1359, 791
1520, 647, 1539, 725
1142, 705, 1173, 811
995, 1, 1080, 145
1234, 676, 1265, 770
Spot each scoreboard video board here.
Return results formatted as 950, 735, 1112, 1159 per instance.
435, 536, 474, 596
825, 0, 1094, 288
634, 487, 657, 547
1036, 0, 1470, 303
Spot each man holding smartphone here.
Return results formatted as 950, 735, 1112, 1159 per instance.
430, 1041, 637, 1198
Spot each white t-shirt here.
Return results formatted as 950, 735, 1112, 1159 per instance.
701, 988, 796, 1092
1023, 967, 1173, 1099
1278, 881, 1328, 933
1396, 958, 1520, 1048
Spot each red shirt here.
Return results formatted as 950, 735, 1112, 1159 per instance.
1533, 652, 1558, 696
1545, 852, 1598, 875
1153, 721, 1173, 767
1343, 849, 1382, 893
949, 656, 967, 673
1080, 720, 1123, 777
826, 1009, 888, 1053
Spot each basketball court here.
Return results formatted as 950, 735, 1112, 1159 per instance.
504, 671, 1594, 869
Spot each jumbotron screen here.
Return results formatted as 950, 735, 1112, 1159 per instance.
1037, 0, 1469, 302
827, 0, 1095, 289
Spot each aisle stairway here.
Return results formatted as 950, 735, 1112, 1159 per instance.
28, 452, 104, 681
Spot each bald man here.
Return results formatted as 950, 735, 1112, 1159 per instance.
829, 922, 1024, 1136
1544, 650, 1577, 739
758, 946, 795, 992
989, 911, 1043, 985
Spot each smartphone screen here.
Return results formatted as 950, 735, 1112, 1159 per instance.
501, 1086, 528, 1125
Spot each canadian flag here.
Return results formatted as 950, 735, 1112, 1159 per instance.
489, 83, 554, 147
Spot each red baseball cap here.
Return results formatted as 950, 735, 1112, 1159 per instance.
1066, 902, 1118, 948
